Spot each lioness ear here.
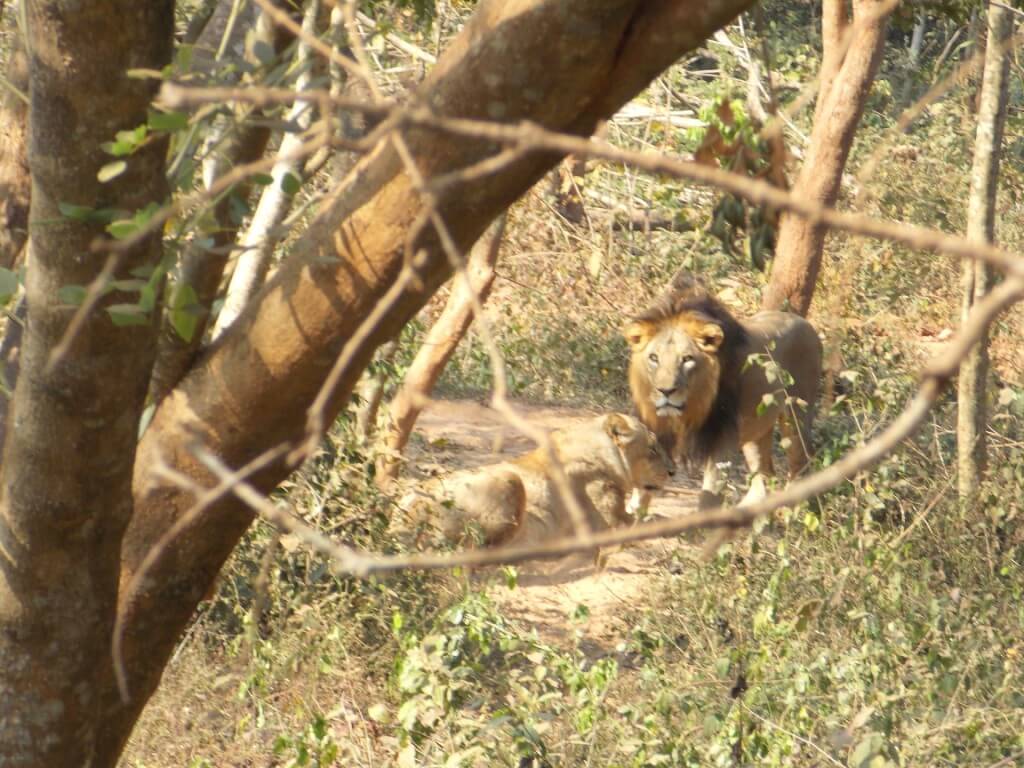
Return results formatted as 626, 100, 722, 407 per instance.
604, 413, 632, 442
623, 321, 652, 349
697, 322, 724, 353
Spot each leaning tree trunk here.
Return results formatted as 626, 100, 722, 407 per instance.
96, 1, 758, 762
957, 4, 1012, 504
761, 0, 891, 315
376, 214, 506, 484
0, 1, 173, 766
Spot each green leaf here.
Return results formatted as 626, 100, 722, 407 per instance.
129, 264, 156, 279
147, 109, 189, 133
251, 173, 274, 186
58, 284, 88, 306
125, 68, 164, 81
57, 202, 120, 224
138, 283, 157, 313
98, 160, 127, 183
281, 171, 302, 196
851, 733, 885, 768
169, 283, 199, 342
0, 267, 19, 304
101, 124, 148, 157
110, 279, 148, 293
106, 202, 161, 240
174, 45, 194, 73
106, 303, 150, 326
251, 39, 276, 65
107, 220, 139, 240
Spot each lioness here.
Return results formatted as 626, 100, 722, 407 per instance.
624, 271, 822, 510
394, 414, 675, 562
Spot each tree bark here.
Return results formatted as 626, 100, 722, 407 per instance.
899, 12, 927, 106
957, 4, 1012, 503
353, 339, 399, 442
762, 0, 891, 316
0, 6, 30, 269
376, 214, 506, 484
0, 1, 173, 766
96, 0, 757, 762
211, 0, 321, 339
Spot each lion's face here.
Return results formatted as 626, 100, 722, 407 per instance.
624, 315, 725, 420
604, 414, 676, 490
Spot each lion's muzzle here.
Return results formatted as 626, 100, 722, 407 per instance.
653, 388, 686, 416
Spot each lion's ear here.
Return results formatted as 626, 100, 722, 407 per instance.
696, 322, 724, 353
604, 413, 632, 443
623, 321, 652, 348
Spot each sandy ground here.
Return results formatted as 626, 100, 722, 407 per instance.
406, 399, 703, 651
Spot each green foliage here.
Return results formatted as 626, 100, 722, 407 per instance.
386, 591, 621, 766
273, 716, 340, 767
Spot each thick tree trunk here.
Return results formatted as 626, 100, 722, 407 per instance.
957, 5, 1012, 503
762, 0, 891, 315
0, 2, 173, 766
376, 214, 506, 484
96, 0, 757, 762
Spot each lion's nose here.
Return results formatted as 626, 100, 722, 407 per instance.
657, 386, 675, 397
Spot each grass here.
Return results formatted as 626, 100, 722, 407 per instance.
122, 1, 1024, 765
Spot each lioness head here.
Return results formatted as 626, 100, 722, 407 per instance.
623, 312, 724, 426
603, 413, 676, 490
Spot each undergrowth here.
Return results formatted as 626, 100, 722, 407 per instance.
124, 1, 1024, 766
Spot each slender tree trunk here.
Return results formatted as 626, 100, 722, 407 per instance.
94, 1, 757, 762
0, 4, 30, 269
0, 294, 26, 450
354, 340, 398, 441
762, 0, 891, 315
376, 214, 506, 484
900, 13, 927, 105
211, 0, 321, 339
0, 1, 173, 765
958, 4, 1012, 504
147, 1, 294, 404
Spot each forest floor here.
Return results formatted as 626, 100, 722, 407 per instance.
406, 399, 704, 654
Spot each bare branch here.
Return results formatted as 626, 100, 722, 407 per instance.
161, 86, 1024, 280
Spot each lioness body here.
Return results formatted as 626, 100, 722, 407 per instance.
395, 414, 674, 557
625, 272, 822, 509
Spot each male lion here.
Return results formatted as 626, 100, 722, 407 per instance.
623, 271, 822, 510
394, 413, 675, 564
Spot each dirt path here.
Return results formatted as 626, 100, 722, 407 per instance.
407, 399, 703, 654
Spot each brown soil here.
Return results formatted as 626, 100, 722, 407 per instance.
406, 399, 703, 652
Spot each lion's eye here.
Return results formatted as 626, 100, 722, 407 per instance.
648, 353, 659, 365
682, 354, 695, 366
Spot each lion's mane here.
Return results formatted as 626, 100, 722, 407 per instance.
630, 272, 749, 463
